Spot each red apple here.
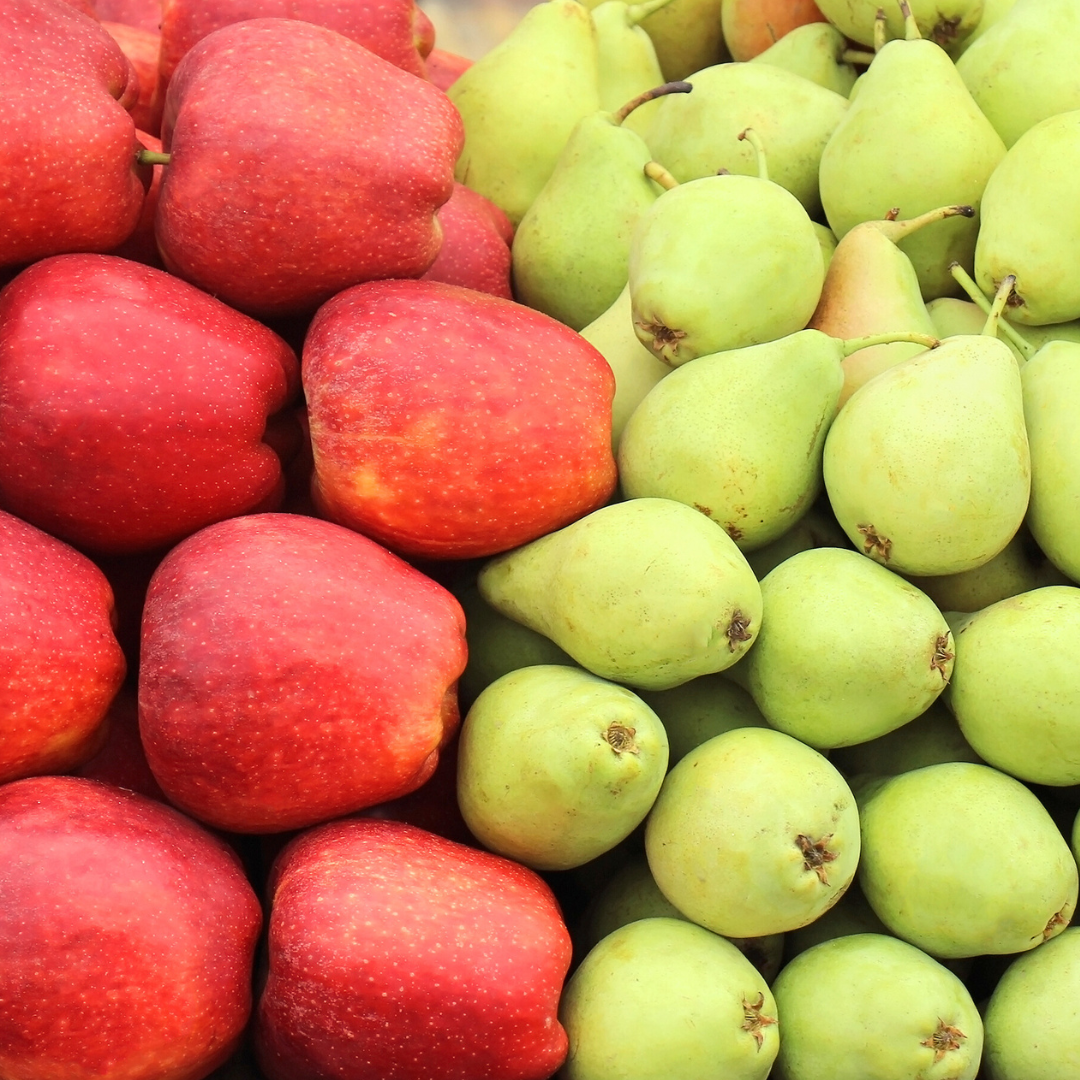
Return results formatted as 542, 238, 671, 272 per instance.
0, 508, 126, 785
425, 45, 473, 91
0, 0, 147, 269
108, 129, 166, 266
93, 0, 162, 31
155, 17, 463, 317
304, 278, 618, 560
0, 253, 301, 555
138, 512, 468, 833
421, 181, 515, 299
102, 20, 164, 134
0, 775, 262, 1080
253, 817, 572, 1080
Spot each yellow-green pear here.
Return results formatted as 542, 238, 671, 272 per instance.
447, 0, 600, 226
456, 664, 668, 870
813, 0, 984, 50
818, 9, 1006, 300
477, 497, 763, 690
750, 21, 858, 97
743, 501, 851, 580
579, 282, 671, 455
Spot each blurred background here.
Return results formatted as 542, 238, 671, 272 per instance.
419, 0, 533, 59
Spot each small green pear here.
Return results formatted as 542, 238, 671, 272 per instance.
448, 0, 600, 226
751, 21, 858, 97
771, 934, 983, 1080
478, 497, 763, 690
813, 0, 984, 50
456, 665, 668, 870
559, 917, 779, 1080
645, 727, 861, 937
858, 761, 1079, 958
743, 547, 954, 749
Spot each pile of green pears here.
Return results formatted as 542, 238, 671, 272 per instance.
444, 0, 1080, 1077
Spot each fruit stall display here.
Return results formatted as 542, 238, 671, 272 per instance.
2, 0, 1080, 1077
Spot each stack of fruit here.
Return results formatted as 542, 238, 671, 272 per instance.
2, 0, 1080, 1077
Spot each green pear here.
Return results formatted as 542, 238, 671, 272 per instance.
956, 0, 1080, 148
813, 221, 838, 270
742, 547, 954, 749
771, 934, 983, 1080
813, 0, 984, 50
617, 329, 850, 550
511, 82, 688, 331
808, 206, 973, 407
456, 664, 668, 870
637, 672, 767, 766
478, 497, 763, 690
982, 928, 1080, 1080
818, 11, 1006, 300
858, 761, 1079, 958
750, 22, 858, 97
945, 586, 1080, 785
447, 0, 600, 226
579, 282, 671, 455
949, 0, 1017, 57
974, 110, 1080, 325
743, 501, 851, 580
628, 161, 825, 366
822, 323, 1030, 577
559, 918, 779, 1080
644, 726, 861, 937
782, 883, 893, 963
644, 61, 848, 214
927, 296, 1029, 364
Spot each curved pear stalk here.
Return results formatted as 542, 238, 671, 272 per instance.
737, 127, 770, 182
949, 262, 1036, 360
613, 80, 693, 124
643, 160, 680, 190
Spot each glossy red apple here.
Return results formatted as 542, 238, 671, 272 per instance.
0, 253, 301, 555
156, 17, 463, 317
304, 278, 618, 560
0, 0, 147, 269
0, 775, 262, 1080
138, 512, 468, 833
253, 817, 572, 1080
0, 509, 127, 784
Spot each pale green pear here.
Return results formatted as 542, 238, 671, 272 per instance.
511, 83, 690, 331
772, 934, 984, 1080
751, 21, 858, 97
813, 0, 984, 49
975, 110, 1080, 325
927, 296, 1028, 364
946, 586, 1080, 784
818, 19, 1006, 300
617, 329, 846, 550
822, 331, 1030, 577
456, 665, 668, 870
448, 0, 600, 226
983, 928, 1080, 1080
808, 206, 972, 407
949, 0, 1017, 57
956, 0, 1080, 148
478, 497, 763, 690
743, 547, 954, 749
628, 169, 825, 366
559, 918, 779, 1080
644, 61, 848, 214
813, 221, 838, 270
743, 501, 851, 580
859, 762, 1078, 958
645, 726, 861, 937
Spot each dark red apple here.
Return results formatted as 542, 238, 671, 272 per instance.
0, 775, 262, 1080
421, 181, 515, 299
155, 17, 463, 317
0, 0, 147, 268
253, 817, 572, 1080
0, 253, 301, 555
304, 278, 618, 560
108, 129, 166, 266
138, 512, 468, 833
0, 509, 126, 785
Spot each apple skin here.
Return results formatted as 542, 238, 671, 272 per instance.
0, 253, 301, 556
304, 279, 618, 560
138, 512, 468, 834
425, 46, 473, 91
0, 509, 127, 785
0, 0, 147, 268
92, 0, 162, 30
421, 182, 515, 299
0, 775, 263, 1080
102, 20, 163, 134
108, 129, 166, 267
156, 17, 464, 318
253, 817, 571, 1080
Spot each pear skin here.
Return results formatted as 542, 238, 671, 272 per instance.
813, 0, 984, 50
750, 21, 858, 97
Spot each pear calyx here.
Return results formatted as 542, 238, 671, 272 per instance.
796, 833, 838, 885
725, 610, 754, 651
920, 1019, 966, 1063
857, 524, 892, 562
741, 993, 778, 1050
930, 633, 954, 679
605, 722, 639, 755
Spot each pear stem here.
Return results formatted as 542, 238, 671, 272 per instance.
949, 263, 1036, 359
737, 128, 768, 182
870, 203, 974, 243
842, 48, 877, 66
839, 331, 939, 357
983, 274, 1017, 339
137, 148, 171, 166
899, 0, 921, 40
873, 8, 887, 51
626, 0, 678, 24
613, 80, 692, 124
644, 160, 680, 190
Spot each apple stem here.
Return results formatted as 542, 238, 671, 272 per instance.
613, 81, 692, 124
137, 148, 172, 166
644, 160, 680, 190
839, 331, 940, 356
948, 263, 1036, 359
737, 128, 768, 182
